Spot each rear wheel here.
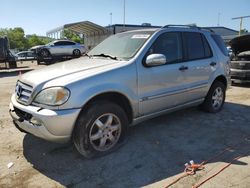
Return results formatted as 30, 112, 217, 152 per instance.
201, 81, 226, 113
73, 101, 128, 158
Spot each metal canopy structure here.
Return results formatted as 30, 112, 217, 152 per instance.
64, 21, 109, 36
46, 21, 111, 49
46, 21, 109, 38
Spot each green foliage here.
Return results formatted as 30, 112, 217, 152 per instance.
27, 34, 52, 47
0, 27, 28, 50
240, 28, 248, 35
62, 29, 84, 44
0, 27, 52, 50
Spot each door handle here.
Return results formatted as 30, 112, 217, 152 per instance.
210, 62, 217, 66
179, 65, 188, 71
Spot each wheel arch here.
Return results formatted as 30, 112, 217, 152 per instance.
213, 75, 227, 88
79, 92, 133, 124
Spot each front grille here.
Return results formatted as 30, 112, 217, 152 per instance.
231, 61, 250, 70
15, 81, 33, 104
231, 71, 250, 80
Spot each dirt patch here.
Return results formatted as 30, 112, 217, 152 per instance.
0, 64, 250, 187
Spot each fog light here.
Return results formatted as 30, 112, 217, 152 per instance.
30, 117, 43, 126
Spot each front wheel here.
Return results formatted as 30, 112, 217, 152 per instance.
40, 49, 50, 57
73, 101, 128, 158
201, 81, 226, 113
73, 49, 81, 57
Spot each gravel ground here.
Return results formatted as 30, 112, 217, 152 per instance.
0, 63, 249, 188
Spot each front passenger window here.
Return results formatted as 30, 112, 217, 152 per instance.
148, 32, 183, 63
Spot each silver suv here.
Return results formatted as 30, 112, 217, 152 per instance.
9, 26, 230, 158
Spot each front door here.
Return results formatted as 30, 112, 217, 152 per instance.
137, 32, 188, 115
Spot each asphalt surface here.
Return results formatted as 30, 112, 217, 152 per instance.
0, 63, 250, 188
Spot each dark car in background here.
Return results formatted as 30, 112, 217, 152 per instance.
15, 51, 36, 61
229, 34, 250, 83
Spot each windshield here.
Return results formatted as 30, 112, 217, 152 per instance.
88, 31, 154, 60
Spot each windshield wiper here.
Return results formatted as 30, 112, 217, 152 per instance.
91, 53, 118, 60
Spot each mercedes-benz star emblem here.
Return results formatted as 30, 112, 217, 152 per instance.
16, 84, 22, 98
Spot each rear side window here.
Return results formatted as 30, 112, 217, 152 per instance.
211, 34, 228, 56
64, 41, 75, 45
202, 35, 213, 57
183, 32, 212, 60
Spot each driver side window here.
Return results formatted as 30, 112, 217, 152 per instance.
148, 32, 183, 63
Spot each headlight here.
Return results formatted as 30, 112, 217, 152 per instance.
34, 87, 70, 106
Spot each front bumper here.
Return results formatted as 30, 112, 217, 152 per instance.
9, 94, 81, 143
230, 68, 250, 83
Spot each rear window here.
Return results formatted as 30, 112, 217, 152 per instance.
183, 32, 212, 60
211, 34, 228, 56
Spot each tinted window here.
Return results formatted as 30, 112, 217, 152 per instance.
54, 41, 64, 46
18, 52, 26, 57
184, 32, 205, 60
27, 52, 34, 56
65, 41, 75, 45
184, 32, 213, 60
202, 35, 213, 57
211, 34, 228, 56
148, 32, 183, 63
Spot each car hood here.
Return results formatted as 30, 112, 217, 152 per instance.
30, 45, 45, 50
20, 57, 124, 87
229, 34, 250, 54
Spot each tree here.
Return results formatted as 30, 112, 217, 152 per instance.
7, 27, 28, 50
27, 34, 51, 47
0, 27, 28, 50
0, 27, 52, 50
62, 29, 84, 44
240, 28, 248, 35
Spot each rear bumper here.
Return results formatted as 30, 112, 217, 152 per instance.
230, 68, 250, 83
9, 94, 81, 143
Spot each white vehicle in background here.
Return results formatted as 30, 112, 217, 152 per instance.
38, 40, 86, 57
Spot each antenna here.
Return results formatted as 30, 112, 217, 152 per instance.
123, 0, 126, 30
232, 15, 250, 36
217, 13, 221, 26
110, 12, 112, 25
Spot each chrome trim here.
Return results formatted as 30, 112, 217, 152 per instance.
230, 68, 250, 73
132, 98, 204, 125
140, 83, 208, 102
15, 81, 33, 105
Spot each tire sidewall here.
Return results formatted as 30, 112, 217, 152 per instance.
73, 49, 80, 57
73, 101, 128, 158
40, 49, 50, 57
204, 81, 226, 113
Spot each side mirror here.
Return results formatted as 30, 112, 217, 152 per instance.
145, 54, 167, 67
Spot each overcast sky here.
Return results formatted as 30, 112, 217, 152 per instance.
1, 0, 250, 36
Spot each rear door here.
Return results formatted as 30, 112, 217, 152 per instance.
63, 41, 76, 55
49, 41, 62, 55
182, 32, 216, 102
138, 32, 188, 115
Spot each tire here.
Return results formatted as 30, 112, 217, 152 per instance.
40, 49, 50, 57
73, 49, 81, 57
201, 81, 226, 113
73, 101, 129, 158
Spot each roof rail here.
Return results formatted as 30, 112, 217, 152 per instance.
162, 25, 198, 29
199, 27, 215, 33
162, 25, 215, 33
